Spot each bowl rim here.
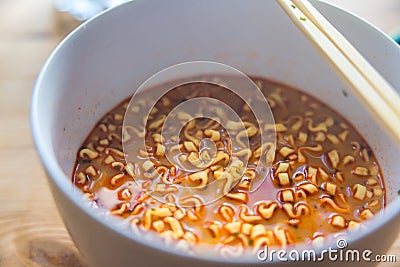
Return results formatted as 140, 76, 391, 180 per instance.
31, 0, 400, 263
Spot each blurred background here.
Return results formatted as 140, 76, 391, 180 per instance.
0, 0, 399, 266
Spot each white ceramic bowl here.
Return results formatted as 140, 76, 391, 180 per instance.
31, 0, 400, 266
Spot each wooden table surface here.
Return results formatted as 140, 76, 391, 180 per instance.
0, 0, 399, 266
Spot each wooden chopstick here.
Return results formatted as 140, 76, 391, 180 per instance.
276, 0, 400, 143
292, 0, 400, 117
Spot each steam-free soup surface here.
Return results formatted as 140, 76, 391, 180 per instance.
72, 77, 385, 254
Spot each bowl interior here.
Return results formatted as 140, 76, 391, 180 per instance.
32, 0, 400, 262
